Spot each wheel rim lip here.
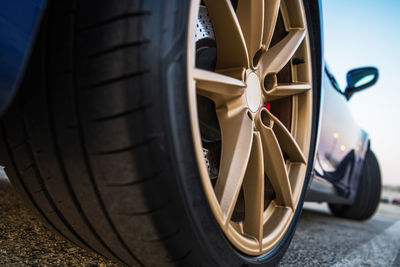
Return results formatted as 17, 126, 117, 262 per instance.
186, 0, 312, 256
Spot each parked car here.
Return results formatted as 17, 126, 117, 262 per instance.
0, 0, 381, 266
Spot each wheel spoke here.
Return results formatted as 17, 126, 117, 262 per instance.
214, 108, 254, 223
257, 112, 294, 209
194, 68, 246, 99
243, 132, 264, 243
259, 29, 306, 77
217, 67, 246, 81
262, 202, 292, 240
205, 0, 249, 69
262, 0, 281, 49
266, 109, 306, 163
236, 0, 264, 60
267, 82, 311, 100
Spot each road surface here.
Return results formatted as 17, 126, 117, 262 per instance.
0, 174, 399, 266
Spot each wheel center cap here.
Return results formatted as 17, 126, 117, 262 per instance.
246, 72, 263, 113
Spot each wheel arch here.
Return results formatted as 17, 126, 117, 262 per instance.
0, 0, 48, 116
348, 130, 371, 202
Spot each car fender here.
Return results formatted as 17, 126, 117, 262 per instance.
0, 0, 48, 115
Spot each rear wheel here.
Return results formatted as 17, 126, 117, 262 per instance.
329, 149, 382, 221
0, 0, 320, 266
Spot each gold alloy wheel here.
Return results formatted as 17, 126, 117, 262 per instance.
187, 0, 312, 256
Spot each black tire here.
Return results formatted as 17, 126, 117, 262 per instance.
329, 149, 382, 221
0, 0, 322, 266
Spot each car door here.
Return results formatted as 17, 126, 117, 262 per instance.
312, 66, 368, 198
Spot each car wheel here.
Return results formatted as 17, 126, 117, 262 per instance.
329, 149, 382, 221
0, 0, 320, 265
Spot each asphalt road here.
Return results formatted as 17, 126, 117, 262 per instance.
281, 202, 400, 266
1, 175, 400, 266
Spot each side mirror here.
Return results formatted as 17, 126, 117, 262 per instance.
344, 67, 378, 100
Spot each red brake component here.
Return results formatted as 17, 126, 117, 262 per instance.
264, 101, 271, 111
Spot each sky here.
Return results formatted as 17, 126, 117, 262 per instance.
322, 0, 400, 186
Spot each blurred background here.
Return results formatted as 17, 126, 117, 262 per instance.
322, 0, 400, 187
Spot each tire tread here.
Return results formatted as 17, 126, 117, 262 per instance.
0, 1, 179, 266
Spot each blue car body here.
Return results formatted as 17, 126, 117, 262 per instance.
0, 0, 47, 114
